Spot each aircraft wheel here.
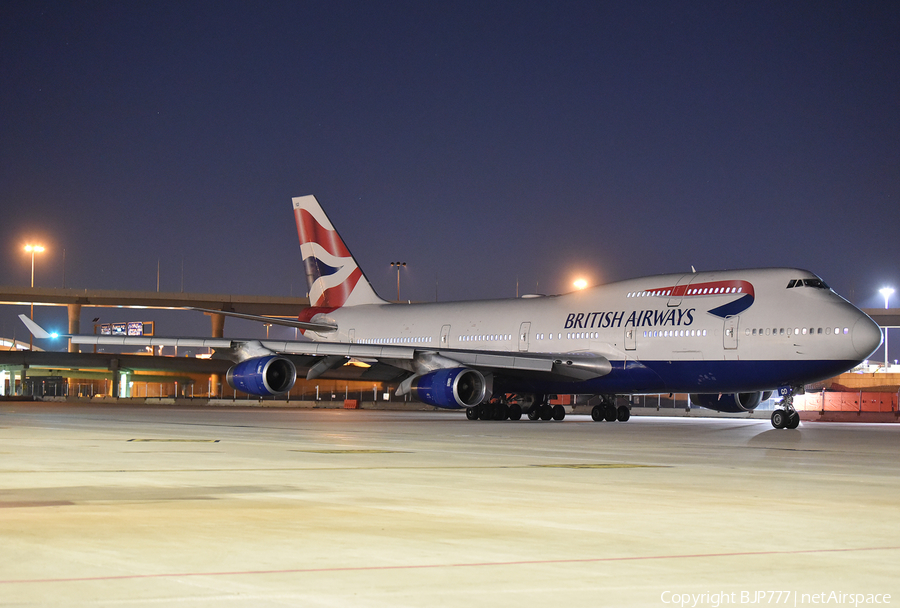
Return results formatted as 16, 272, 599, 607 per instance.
617, 405, 630, 422
552, 404, 565, 421
604, 404, 617, 422
786, 412, 800, 429
495, 404, 509, 421
591, 405, 603, 421
466, 407, 478, 421
509, 404, 522, 421
527, 408, 540, 420
771, 409, 787, 429
540, 405, 553, 421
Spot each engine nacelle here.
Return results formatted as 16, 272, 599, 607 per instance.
409, 368, 487, 409
689, 392, 765, 413
226, 356, 297, 396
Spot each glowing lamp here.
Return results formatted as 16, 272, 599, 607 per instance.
879, 287, 894, 309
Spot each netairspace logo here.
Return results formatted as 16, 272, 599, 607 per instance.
660, 591, 892, 608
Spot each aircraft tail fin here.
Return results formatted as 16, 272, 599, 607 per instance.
292, 195, 387, 308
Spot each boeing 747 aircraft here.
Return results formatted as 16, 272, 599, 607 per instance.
20, 195, 883, 429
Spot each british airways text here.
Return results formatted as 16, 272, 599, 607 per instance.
564, 308, 696, 329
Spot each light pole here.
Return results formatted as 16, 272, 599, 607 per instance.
391, 262, 406, 302
879, 287, 894, 368
24, 244, 45, 350
25, 244, 44, 289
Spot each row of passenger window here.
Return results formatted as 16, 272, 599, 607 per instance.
359, 326, 852, 345
627, 290, 671, 298
747, 327, 849, 336
358, 336, 433, 345
642, 329, 709, 338
626, 286, 744, 298
458, 334, 511, 342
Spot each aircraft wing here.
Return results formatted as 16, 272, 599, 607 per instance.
187, 307, 337, 333
19, 314, 609, 382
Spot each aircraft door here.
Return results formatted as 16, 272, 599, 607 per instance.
518, 322, 531, 352
440, 325, 451, 348
723, 316, 739, 349
625, 328, 636, 351
348, 329, 355, 343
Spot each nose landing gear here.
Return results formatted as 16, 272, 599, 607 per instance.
771, 387, 801, 429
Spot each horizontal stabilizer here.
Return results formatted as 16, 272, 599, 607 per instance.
18, 314, 56, 339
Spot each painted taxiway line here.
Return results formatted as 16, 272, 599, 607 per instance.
2, 545, 898, 585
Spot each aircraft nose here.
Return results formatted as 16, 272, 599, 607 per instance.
852, 314, 883, 360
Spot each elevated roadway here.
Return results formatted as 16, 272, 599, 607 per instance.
863, 308, 900, 328
0, 286, 310, 351
0, 286, 310, 316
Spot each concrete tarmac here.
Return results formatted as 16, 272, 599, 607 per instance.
1, 403, 898, 607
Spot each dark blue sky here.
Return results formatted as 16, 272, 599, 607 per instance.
1, 1, 898, 342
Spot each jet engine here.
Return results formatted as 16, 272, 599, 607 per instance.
409, 368, 488, 409
226, 356, 297, 396
689, 392, 770, 413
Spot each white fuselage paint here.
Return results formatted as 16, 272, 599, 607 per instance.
306, 268, 882, 394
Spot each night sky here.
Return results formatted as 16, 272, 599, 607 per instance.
1, 2, 898, 346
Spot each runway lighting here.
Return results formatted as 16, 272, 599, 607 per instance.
573, 279, 588, 290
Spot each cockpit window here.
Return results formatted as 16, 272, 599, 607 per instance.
803, 278, 829, 289
787, 278, 830, 289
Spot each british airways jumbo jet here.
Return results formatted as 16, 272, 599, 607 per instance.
21, 195, 882, 429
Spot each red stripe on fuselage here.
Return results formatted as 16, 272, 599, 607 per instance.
646, 280, 755, 299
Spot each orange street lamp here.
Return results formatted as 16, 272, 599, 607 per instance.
24, 244, 45, 350
24, 244, 45, 288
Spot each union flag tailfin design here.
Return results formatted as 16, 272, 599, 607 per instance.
293, 195, 386, 308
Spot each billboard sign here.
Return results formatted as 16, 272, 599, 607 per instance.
98, 322, 154, 336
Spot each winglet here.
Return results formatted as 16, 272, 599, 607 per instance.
18, 314, 58, 340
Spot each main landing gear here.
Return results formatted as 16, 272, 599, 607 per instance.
526, 401, 566, 421
463, 394, 630, 423
464, 394, 566, 422
771, 387, 801, 430
465, 397, 523, 421
590, 395, 630, 423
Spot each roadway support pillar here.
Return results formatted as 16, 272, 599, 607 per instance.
66, 303, 81, 352
209, 313, 225, 398
109, 358, 119, 398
